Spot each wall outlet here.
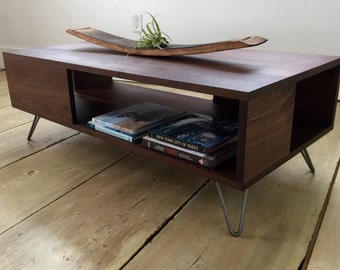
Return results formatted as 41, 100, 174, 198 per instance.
132, 14, 142, 33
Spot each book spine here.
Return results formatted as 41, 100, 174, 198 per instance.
87, 121, 96, 130
143, 137, 215, 168
148, 130, 209, 154
94, 124, 136, 142
92, 118, 118, 130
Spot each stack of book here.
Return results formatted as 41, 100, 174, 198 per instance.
88, 103, 238, 168
88, 102, 186, 142
142, 113, 238, 168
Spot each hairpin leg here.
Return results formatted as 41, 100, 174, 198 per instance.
27, 115, 40, 140
215, 182, 249, 237
301, 148, 315, 173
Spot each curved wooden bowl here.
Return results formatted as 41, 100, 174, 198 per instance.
67, 27, 267, 56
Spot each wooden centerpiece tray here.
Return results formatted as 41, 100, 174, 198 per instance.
67, 27, 267, 56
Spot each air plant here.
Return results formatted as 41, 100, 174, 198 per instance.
137, 13, 171, 50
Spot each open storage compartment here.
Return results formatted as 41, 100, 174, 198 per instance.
291, 67, 339, 151
68, 69, 241, 188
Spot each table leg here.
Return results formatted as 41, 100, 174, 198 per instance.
215, 182, 249, 237
27, 115, 40, 140
301, 148, 315, 173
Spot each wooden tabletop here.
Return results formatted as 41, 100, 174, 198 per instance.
5, 43, 340, 100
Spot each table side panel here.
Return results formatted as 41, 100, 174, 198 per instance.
239, 85, 296, 183
3, 53, 73, 125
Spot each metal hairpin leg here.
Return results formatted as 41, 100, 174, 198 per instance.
301, 148, 315, 173
27, 115, 40, 140
215, 182, 249, 237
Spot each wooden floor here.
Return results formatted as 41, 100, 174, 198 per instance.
0, 70, 339, 270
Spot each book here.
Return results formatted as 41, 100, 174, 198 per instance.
88, 121, 144, 142
92, 102, 185, 135
148, 113, 238, 154
143, 136, 236, 168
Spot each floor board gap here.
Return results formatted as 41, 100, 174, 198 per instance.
299, 158, 340, 270
119, 179, 211, 270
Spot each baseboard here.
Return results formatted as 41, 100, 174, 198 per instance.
0, 55, 4, 69
0, 48, 9, 69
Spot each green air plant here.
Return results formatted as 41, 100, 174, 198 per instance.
137, 13, 171, 50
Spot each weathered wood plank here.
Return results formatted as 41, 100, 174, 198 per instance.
0, 118, 78, 168
0, 153, 205, 269
123, 166, 331, 269
124, 105, 339, 270
0, 106, 35, 133
0, 133, 130, 233
307, 167, 340, 270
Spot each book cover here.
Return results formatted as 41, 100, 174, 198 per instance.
143, 136, 236, 168
92, 102, 185, 135
148, 113, 238, 154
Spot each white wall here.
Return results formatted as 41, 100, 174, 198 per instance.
1, 0, 340, 67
